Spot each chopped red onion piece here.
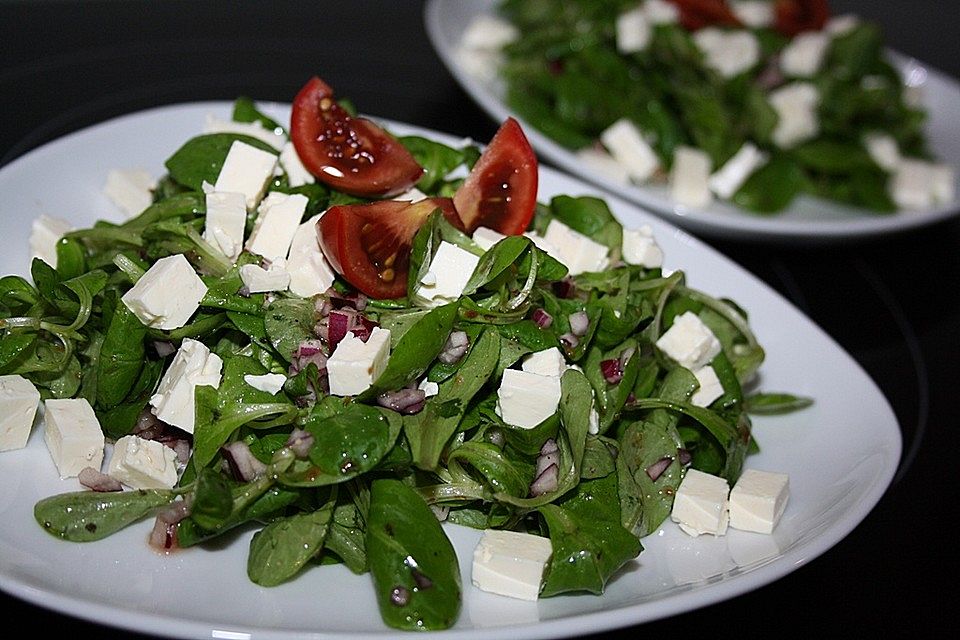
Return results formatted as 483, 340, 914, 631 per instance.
286, 428, 315, 458
78, 467, 123, 492
430, 504, 450, 522
568, 310, 589, 336
221, 441, 268, 482
438, 330, 469, 364
645, 456, 673, 482
678, 448, 692, 466
552, 278, 576, 299
486, 427, 505, 448
327, 310, 351, 352
152, 341, 176, 357
377, 388, 427, 414
600, 358, 624, 384
315, 296, 332, 317
531, 308, 553, 328
535, 438, 560, 477
619, 346, 636, 367
149, 518, 177, 551
559, 332, 579, 349
133, 408, 164, 440
529, 463, 559, 497
237, 285, 251, 298
156, 498, 191, 525
329, 290, 368, 311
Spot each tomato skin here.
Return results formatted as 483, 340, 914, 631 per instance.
774, 0, 830, 37
290, 76, 424, 197
671, 0, 741, 30
453, 117, 538, 236
317, 197, 460, 300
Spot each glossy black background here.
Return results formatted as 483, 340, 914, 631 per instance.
1, 1, 956, 637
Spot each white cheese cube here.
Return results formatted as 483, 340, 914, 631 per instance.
418, 378, 440, 398
825, 13, 859, 36
671, 468, 730, 537
460, 13, 519, 51
524, 231, 565, 267
693, 28, 760, 78
471, 529, 553, 601
709, 142, 768, 199
149, 338, 223, 434
779, 31, 829, 77
103, 169, 155, 218
472, 226, 507, 251
414, 241, 481, 307
203, 191, 247, 262
600, 118, 660, 182
245, 191, 308, 262
243, 373, 287, 395
729, 468, 790, 534
644, 0, 680, 24
730, 1, 774, 28
862, 132, 901, 172
890, 158, 956, 209
691, 365, 724, 407
588, 402, 599, 435
542, 219, 610, 275
0, 375, 41, 451
616, 6, 651, 54
121, 254, 207, 330
669, 146, 713, 209
495, 369, 562, 429
204, 114, 286, 151
574, 146, 631, 185
392, 187, 427, 203
621, 225, 664, 268
107, 435, 179, 489
213, 140, 278, 210
521, 347, 567, 378
656, 311, 722, 370
286, 213, 336, 298
327, 327, 392, 396
279, 141, 315, 188
29, 214, 73, 268
239, 259, 290, 293
42, 398, 105, 478
768, 82, 820, 149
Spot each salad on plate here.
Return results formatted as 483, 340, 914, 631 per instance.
0, 76, 810, 631
454, 0, 956, 215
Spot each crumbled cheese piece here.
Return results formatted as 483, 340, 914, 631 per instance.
521, 347, 567, 378
730, 1, 775, 28
245, 191, 309, 262
669, 146, 713, 209
779, 31, 830, 77
621, 225, 664, 268
279, 141, 315, 188
889, 158, 956, 209
29, 214, 73, 268
542, 219, 610, 275
729, 468, 790, 533
42, 398, 105, 478
121, 254, 207, 330
472, 226, 507, 251
203, 190, 247, 262
825, 13, 860, 36
472, 529, 553, 601
0, 374, 41, 451
575, 146, 632, 185
415, 241, 481, 307
656, 311, 722, 370
709, 143, 768, 199
204, 114, 286, 151
107, 435, 180, 489
327, 328, 392, 396
243, 373, 287, 395
495, 369, 561, 429
103, 169, 155, 217
693, 28, 760, 78
460, 13, 519, 51
149, 338, 223, 434
691, 365, 724, 407
862, 132, 901, 173
418, 378, 440, 398
599, 118, 660, 182
671, 468, 730, 537
286, 213, 336, 298
240, 259, 291, 293
768, 82, 820, 149
616, 5, 652, 54
213, 140, 278, 210
392, 187, 427, 203
644, 0, 680, 24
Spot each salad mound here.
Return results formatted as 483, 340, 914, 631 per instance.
461, 0, 955, 214
4, 76, 809, 631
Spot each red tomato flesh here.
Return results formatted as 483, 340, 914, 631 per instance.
290, 76, 424, 197
774, 0, 830, 37
317, 197, 460, 299
453, 117, 538, 236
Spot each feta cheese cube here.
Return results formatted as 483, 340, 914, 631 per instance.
730, 1, 775, 28
621, 225, 664, 268
29, 214, 73, 268
286, 213, 336, 298
107, 435, 179, 489
240, 259, 291, 293
392, 187, 427, 203
616, 5, 651, 54
204, 114, 286, 151
644, 0, 680, 24
471, 529, 553, 601
693, 28, 760, 78
149, 338, 223, 434
671, 468, 730, 537
709, 142, 768, 199
0, 374, 41, 451
768, 82, 820, 149
121, 254, 207, 330
278, 141, 315, 188
42, 398, 105, 478
890, 158, 956, 209
418, 378, 440, 397
862, 132, 901, 172
521, 347, 567, 378
460, 13, 519, 51
414, 241, 481, 307
245, 191, 308, 262
691, 365, 724, 407
574, 146, 631, 185
600, 118, 660, 183
472, 226, 507, 251
203, 191, 247, 262
542, 219, 610, 275
103, 169, 155, 217
729, 468, 790, 534
213, 140, 278, 210
495, 369, 562, 429
825, 13, 860, 36
656, 311, 722, 370
243, 373, 287, 395
669, 146, 713, 209
779, 31, 829, 77
327, 327, 392, 396
524, 231, 564, 266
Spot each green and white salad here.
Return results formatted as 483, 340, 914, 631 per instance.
1, 80, 810, 631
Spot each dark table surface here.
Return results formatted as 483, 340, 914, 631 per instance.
1, 1, 956, 637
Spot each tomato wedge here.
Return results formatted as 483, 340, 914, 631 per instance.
317, 197, 460, 299
452, 117, 538, 236
671, 0, 741, 31
290, 76, 424, 197
774, 0, 829, 37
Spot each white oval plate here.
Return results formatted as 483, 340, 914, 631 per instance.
0, 102, 900, 639
425, 0, 960, 243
